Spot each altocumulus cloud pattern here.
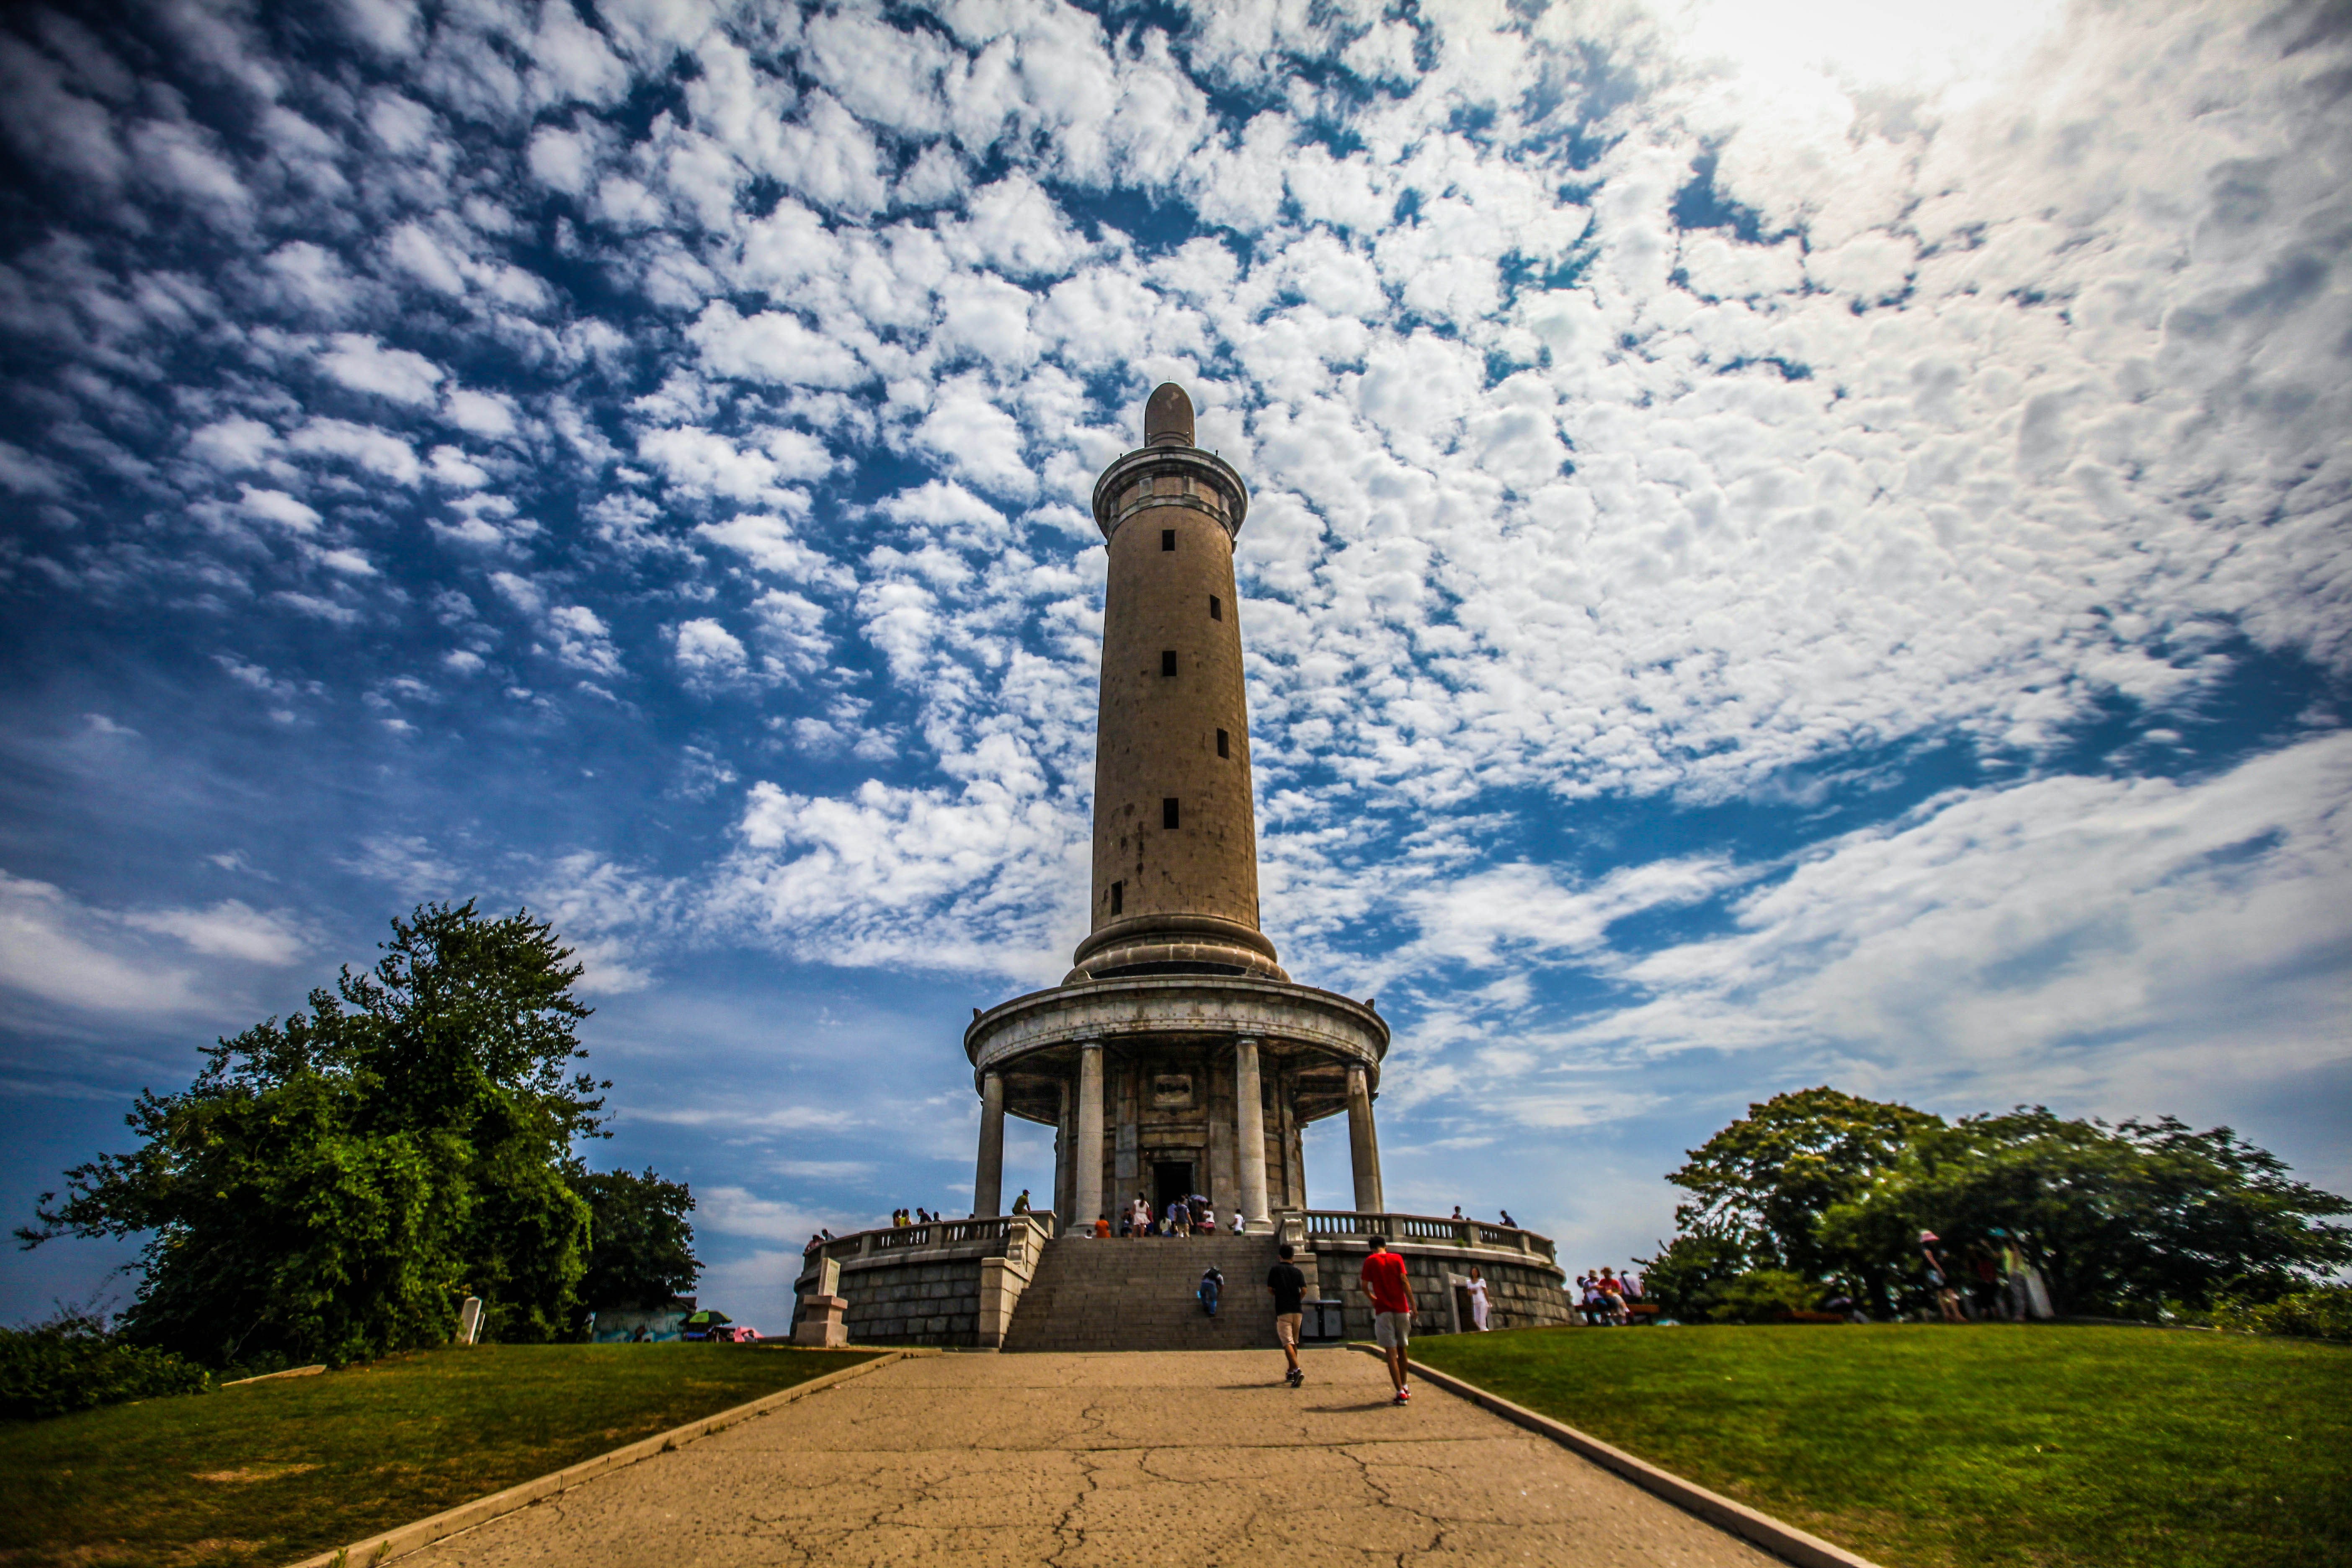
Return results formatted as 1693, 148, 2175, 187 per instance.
0, 0, 2347, 1320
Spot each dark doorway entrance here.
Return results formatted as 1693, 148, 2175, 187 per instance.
1152, 1160, 1195, 1217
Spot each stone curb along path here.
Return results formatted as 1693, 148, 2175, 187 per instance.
1355, 1346, 1888, 1568
287, 1348, 925, 1568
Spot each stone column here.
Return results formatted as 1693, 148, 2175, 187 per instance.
1053, 1075, 1073, 1230
1074, 1041, 1105, 1229
1234, 1036, 1271, 1230
973, 1070, 1006, 1218
1346, 1061, 1384, 1214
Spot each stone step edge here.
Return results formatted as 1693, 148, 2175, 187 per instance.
1368, 1347, 1888, 1568
286, 1349, 921, 1568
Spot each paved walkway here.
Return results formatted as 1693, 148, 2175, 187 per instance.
407, 1349, 1776, 1566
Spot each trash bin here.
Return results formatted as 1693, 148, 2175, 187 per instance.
1302, 1300, 1345, 1342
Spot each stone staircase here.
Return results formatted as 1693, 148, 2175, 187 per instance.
1002, 1233, 1283, 1352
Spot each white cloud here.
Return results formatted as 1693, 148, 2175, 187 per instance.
0, 873, 196, 1013
1559, 734, 2352, 1111
444, 387, 521, 439
0, 877, 306, 1015
526, 124, 596, 194
345, 834, 461, 896
1393, 859, 1748, 972
687, 301, 869, 388
750, 589, 831, 673
237, 485, 320, 532
638, 425, 831, 505
545, 603, 623, 679
186, 416, 277, 471
695, 1184, 833, 1242
286, 418, 419, 484
0, 438, 70, 495
488, 569, 545, 617
693, 513, 845, 583
910, 384, 1032, 499
713, 777, 1088, 979
318, 333, 444, 405
385, 221, 467, 295
122, 898, 308, 965
673, 616, 748, 686
262, 240, 362, 317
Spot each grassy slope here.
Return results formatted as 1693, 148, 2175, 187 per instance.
0, 1343, 876, 1568
1408, 1324, 2352, 1568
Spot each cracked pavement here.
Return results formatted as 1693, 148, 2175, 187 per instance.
402, 1350, 1778, 1566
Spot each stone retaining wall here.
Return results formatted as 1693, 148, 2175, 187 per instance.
829, 1255, 987, 1345
1303, 1238, 1572, 1339
789, 1222, 1044, 1348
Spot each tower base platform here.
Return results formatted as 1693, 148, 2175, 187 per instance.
789, 1211, 1574, 1350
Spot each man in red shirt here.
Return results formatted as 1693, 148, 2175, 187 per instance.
1358, 1235, 1415, 1404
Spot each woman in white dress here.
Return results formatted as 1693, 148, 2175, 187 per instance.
1467, 1266, 1491, 1331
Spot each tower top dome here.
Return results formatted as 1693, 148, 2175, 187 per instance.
1144, 382, 1194, 447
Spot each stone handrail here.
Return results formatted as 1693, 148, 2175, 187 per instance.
797, 1211, 1058, 1280
1287, 1209, 1555, 1264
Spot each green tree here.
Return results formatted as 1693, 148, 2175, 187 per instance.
17, 902, 609, 1366
1818, 1109, 2352, 1315
1666, 1086, 1943, 1304
573, 1167, 700, 1311
1634, 1229, 1746, 1318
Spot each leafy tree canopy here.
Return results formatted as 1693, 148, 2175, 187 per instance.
1651, 1087, 2349, 1320
15, 902, 647, 1367
1819, 1108, 2352, 1313
1666, 1086, 1944, 1279
574, 1167, 701, 1310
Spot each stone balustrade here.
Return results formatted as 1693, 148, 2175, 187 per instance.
799, 1210, 1059, 1270
1287, 1209, 1557, 1264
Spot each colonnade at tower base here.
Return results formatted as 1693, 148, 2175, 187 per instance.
788, 1209, 1575, 1351
963, 975, 1398, 1235
785, 972, 1582, 1351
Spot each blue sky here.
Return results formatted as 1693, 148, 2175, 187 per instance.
1, 0, 2347, 1333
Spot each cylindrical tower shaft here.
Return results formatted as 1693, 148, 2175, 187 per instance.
1071, 384, 1284, 982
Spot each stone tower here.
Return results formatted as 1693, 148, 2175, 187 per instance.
791, 383, 1572, 1350
1072, 383, 1285, 984
965, 384, 1389, 1233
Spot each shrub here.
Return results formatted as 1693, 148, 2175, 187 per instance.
1705, 1269, 1823, 1323
0, 1311, 210, 1420
2208, 1284, 2352, 1343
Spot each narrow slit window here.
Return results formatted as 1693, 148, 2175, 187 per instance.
1110, 881, 1124, 915
1210, 595, 1222, 621
1161, 650, 1177, 676
1162, 797, 1180, 830
1161, 529, 1176, 551
1216, 728, 1230, 758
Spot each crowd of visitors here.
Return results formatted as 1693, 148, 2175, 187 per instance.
1106, 1192, 1247, 1238
1573, 1265, 1644, 1325
1907, 1228, 2054, 1323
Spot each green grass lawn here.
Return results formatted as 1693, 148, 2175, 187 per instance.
1409, 1323, 2352, 1568
0, 1342, 877, 1568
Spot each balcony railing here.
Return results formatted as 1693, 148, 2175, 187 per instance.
1290, 1210, 1556, 1264
796, 1211, 1059, 1280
